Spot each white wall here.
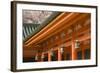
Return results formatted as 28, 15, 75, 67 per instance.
0, 0, 99, 73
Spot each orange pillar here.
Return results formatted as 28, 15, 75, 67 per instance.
35, 54, 38, 62
72, 32, 77, 60
72, 41, 75, 60
48, 51, 51, 61
58, 48, 62, 61
41, 53, 44, 62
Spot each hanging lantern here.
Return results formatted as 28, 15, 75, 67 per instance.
50, 51, 54, 56
60, 47, 64, 53
35, 55, 38, 60
41, 54, 44, 59
75, 40, 80, 49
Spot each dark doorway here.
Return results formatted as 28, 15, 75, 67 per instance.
84, 49, 90, 59
77, 51, 82, 60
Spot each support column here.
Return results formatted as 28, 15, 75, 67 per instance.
58, 48, 62, 61
48, 51, 51, 61
72, 41, 76, 60
35, 54, 38, 62
41, 53, 44, 62
71, 32, 77, 60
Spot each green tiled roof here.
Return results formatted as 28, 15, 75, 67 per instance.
23, 12, 61, 42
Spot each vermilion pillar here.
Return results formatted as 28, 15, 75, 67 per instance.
72, 32, 77, 60
72, 41, 75, 60
41, 53, 44, 62
58, 48, 62, 61
48, 51, 51, 61
35, 54, 38, 62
